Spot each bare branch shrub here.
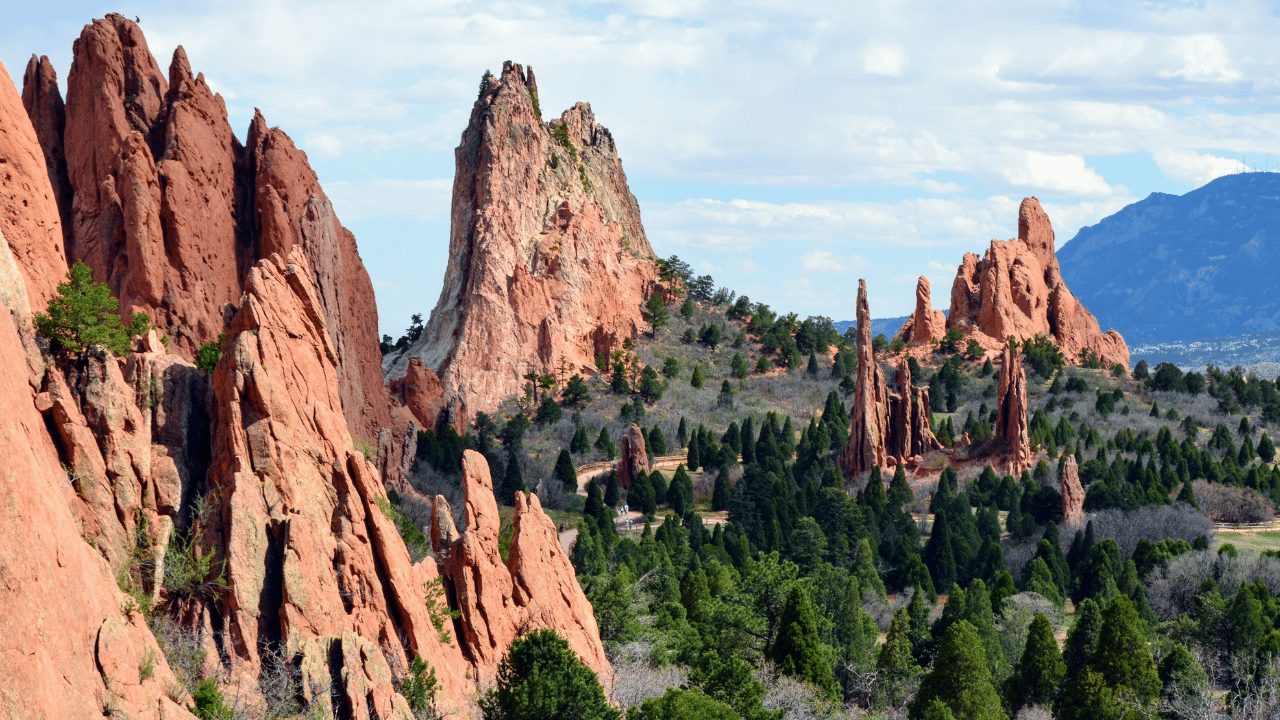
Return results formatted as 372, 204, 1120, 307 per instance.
1147, 550, 1280, 621
1087, 505, 1214, 560
150, 617, 207, 695
1015, 706, 1053, 720
754, 663, 860, 720
606, 642, 687, 710
1193, 481, 1275, 524
999, 592, 1065, 668
1002, 540, 1038, 586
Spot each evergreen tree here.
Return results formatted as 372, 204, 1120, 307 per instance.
1259, 432, 1276, 462
669, 465, 694, 513
1092, 595, 1160, 705
686, 651, 779, 720
677, 417, 688, 448
909, 621, 1005, 720
806, 352, 819, 377
648, 426, 668, 455
732, 352, 750, 380
1023, 557, 1063, 606
1061, 598, 1101, 683
712, 469, 730, 511
923, 511, 958, 591
680, 295, 695, 318
740, 417, 756, 463
964, 579, 1011, 686
687, 439, 701, 471
889, 464, 913, 510
648, 470, 669, 504
769, 585, 838, 700
35, 261, 151, 356
584, 479, 615, 542
691, 364, 705, 389
554, 448, 577, 493
604, 469, 620, 508
920, 701, 955, 720
595, 427, 616, 459
878, 607, 921, 707
1005, 613, 1064, 713
499, 448, 525, 505
630, 471, 657, 515
854, 538, 887, 599
479, 629, 619, 720
627, 689, 737, 720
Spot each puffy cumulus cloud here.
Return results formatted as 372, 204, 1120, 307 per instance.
1153, 149, 1250, 187
1158, 35, 1243, 84
997, 151, 1113, 197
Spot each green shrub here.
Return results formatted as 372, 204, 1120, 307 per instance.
195, 333, 224, 374
35, 261, 150, 356
192, 678, 232, 720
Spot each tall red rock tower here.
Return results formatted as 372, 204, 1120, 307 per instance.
386, 62, 659, 429
839, 279, 890, 477
996, 340, 1035, 474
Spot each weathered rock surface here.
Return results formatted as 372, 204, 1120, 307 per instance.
894, 276, 947, 346
618, 422, 650, 488
432, 450, 610, 686
203, 249, 471, 712
388, 61, 659, 428
389, 356, 447, 432
839, 280, 890, 477
25, 15, 398, 456
995, 341, 1035, 474
1, 59, 69, 311
21, 55, 72, 254
947, 198, 1129, 368
1060, 454, 1086, 527
0, 281, 195, 719
886, 354, 942, 463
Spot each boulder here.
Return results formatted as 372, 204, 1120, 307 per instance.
617, 423, 650, 488
946, 198, 1129, 369
995, 341, 1035, 474
387, 62, 660, 428
839, 279, 890, 477
1060, 455, 1086, 527
894, 276, 947, 345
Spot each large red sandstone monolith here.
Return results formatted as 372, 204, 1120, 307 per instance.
895, 276, 947, 346
1060, 455, 1086, 527
618, 423, 650, 488
886, 353, 943, 463
947, 198, 1128, 368
388, 61, 659, 428
839, 279, 890, 477
996, 341, 1035, 474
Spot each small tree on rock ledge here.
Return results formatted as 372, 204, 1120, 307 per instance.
35, 261, 150, 357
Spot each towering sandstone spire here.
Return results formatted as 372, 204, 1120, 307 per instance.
387, 61, 660, 429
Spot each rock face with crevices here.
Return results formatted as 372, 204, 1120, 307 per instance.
23, 14, 400, 456
894, 276, 947, 346
1060, 454, 1086, 527
387, 61, 659, 429
995, 341, 1035, 474
431, 450, 610, 687
947, 198, 1129, 368
886, 354, 943, 464
840, 280, 891, 477
618, 422, 650, 489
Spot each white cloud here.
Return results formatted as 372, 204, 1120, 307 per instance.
1153, 149, 1249, 186
920, 179, 963, 193
801, 249, 845, 272
998, 151, 1113, 197
325, 178, 453, 221
861, 43, 909, 77
1158, 35, 1243, 83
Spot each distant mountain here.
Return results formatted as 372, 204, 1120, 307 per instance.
835, 316, 908, 338
1058, 172, 1280, 345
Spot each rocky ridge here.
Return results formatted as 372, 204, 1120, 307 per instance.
1, 29, 609, 718
386, 61, 660, 430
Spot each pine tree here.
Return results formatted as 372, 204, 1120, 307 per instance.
35, 261, 151, 356
740, 417, 755, 463
691, 364, 705, 389
1005, 613, 1064, 713
806, 352, 819, 377
712, 469, 730, 511
909, 621, 1005, 720
862, 466, 887, 515
499, 448, 525, 505
687, 438, 701, 471
923, 511, 957, 592
604, 469, 620, 508
648, 426, 668, 455
630, 472, 657, 515
1062, 598, 1101, 683
584, 479, 614, 543
680, 295, 695, 318
479, 629, 619, 720
769, 585, 838, 700
963, 579, 1011, 686
554, 448, 577, 493
1023, 557, 1063, 606
1092, 595, 1161, 705
854, 538, 887, 599
677, 417, 688, 448
878, 607, 920, 707
649, 470, 669, 504
595, 427, 616, 458
889, 464, 913, 510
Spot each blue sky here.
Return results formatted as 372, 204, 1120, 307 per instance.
5, 0, 1280, 336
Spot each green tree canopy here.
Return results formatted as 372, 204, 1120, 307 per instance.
909, 620, 1005, 720
1005, 613, 1064, 713
480, 629, 619, 720
35, 260, 150, 356
625, 688, 736, 720
768, 584, 838, 700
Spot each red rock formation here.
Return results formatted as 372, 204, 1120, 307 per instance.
839, 279, 890, 477
894, 276, 947, 346
617, 422, 650, 488
1, 59, 69, 311
996, 341, 1035, 474
0, 207, 193, 719
432, 450, 610, 686
885, 354, 942, 464
204, 249, 472, 713
21, 55, 72, 253
1060, 454, 1086, 527
948, 198, 1129, 369
390, 356, 447, 432
388, 61, 659, 428
25, 15, 399, 456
